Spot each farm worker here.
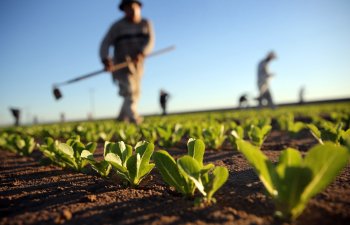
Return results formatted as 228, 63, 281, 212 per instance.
238, 94, 249, 108
9, 108, 20, 126
299, 86, 305, 104
159, 89, 170, 116
256, 51, 276, 108
100, 0, 155, 124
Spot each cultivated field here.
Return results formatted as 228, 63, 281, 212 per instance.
1, 102, 350, 225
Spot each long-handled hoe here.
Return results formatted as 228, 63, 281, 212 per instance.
53, 46, 175, 100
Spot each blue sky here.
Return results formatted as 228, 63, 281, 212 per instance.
1, 0, 350, 126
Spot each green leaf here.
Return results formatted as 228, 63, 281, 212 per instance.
105, 152, 128, 173
153, 150, 186, 194
45, 137, 54, 146
177, 156, 204, 195
85, 142, 97, 153
275, 167, 312, 220
58, 143, 74, 158
16, 139, 26, 149
57, 143, 78, 169
72, 141, 85, 156
127, 154, 140, 185
237, 140, 278, 196
135, 141, 154, 161
201, 163, 215, 175
261, 125, 272, 137
122, 143, 133, 166
81, 150, 110, 177
103, 141, 113, 156
81, 149, 94, 161
275, 148, 303, 176
301, 143, 349, 202
135, 141, 155, 178
274, 149, 312, 218
307, 124, 323, 144
205, 166, 229, 201
340, 129, 350, 146
187, 138, 205, 166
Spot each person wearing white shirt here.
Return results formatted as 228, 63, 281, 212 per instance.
257, 51, 276, 108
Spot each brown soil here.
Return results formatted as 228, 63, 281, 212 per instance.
1, 130, 349, 225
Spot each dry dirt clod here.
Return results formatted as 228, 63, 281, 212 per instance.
13, 179, 21, 186
54, 209, 72, 224
63, 209, 72, 220
86, 194, 97, 202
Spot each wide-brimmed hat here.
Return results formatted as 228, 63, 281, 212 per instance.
119, 0, 142, 11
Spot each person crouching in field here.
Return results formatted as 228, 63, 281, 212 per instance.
238, 94, 249, 108
100, 0, 155, 124
256, 51, 276, 108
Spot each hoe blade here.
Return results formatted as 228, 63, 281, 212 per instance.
53, 87, 62, 100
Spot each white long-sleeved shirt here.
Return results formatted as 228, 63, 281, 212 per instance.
257, 59, 272, 94
100, 17, 155, 77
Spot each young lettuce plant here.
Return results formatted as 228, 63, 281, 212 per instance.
80, 142, 119, 177
1, 134, 35, 156
178, 156, 229, 205
154, 138, 228, 204
227, 126, 244, 150
306, 124, 324, 144
247, 124, 272, 147
156, 123, 185, 148
0, 132, 8, 149
39, 136, 96, 171
104, 141, 155, 187
202, 124, 227, 150
73, 124, 100, 142
277, 113, 306, 135
188, 124, 204, 140
140, 126, 157, 144
236, 139, 349, 220
307, 122, 349, 146
99, 129, 115, 142
117, 125, 142, 146
286, 120, 306, 137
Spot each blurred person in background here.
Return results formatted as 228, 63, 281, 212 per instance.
10, 108, 20, 126
100, 0, 155, 124
238, 93, 249, 108
159, 89, 170, 115
299, 86, 305, 104
256, 51, 276, 108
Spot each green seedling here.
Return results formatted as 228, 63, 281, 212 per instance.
154, 138, 228, 204
1, 134, 35, 156
247, 124, 271, 147
227, 126, 244, 150
156, 123, 185, 147
188, 124, 204, 140
117, 125, 142, 146
80, 141, 118, 177
306, 124, 323, 144
99, 129, 115, 142
73, 125, 100, 142
307, 122, 350, 145
140, 126, 157, 144
277, 113, 306, 137
236, 139, 349, 220
104, 141, 155, 186
39, 136, 96, 171
202, 124, 227, 150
